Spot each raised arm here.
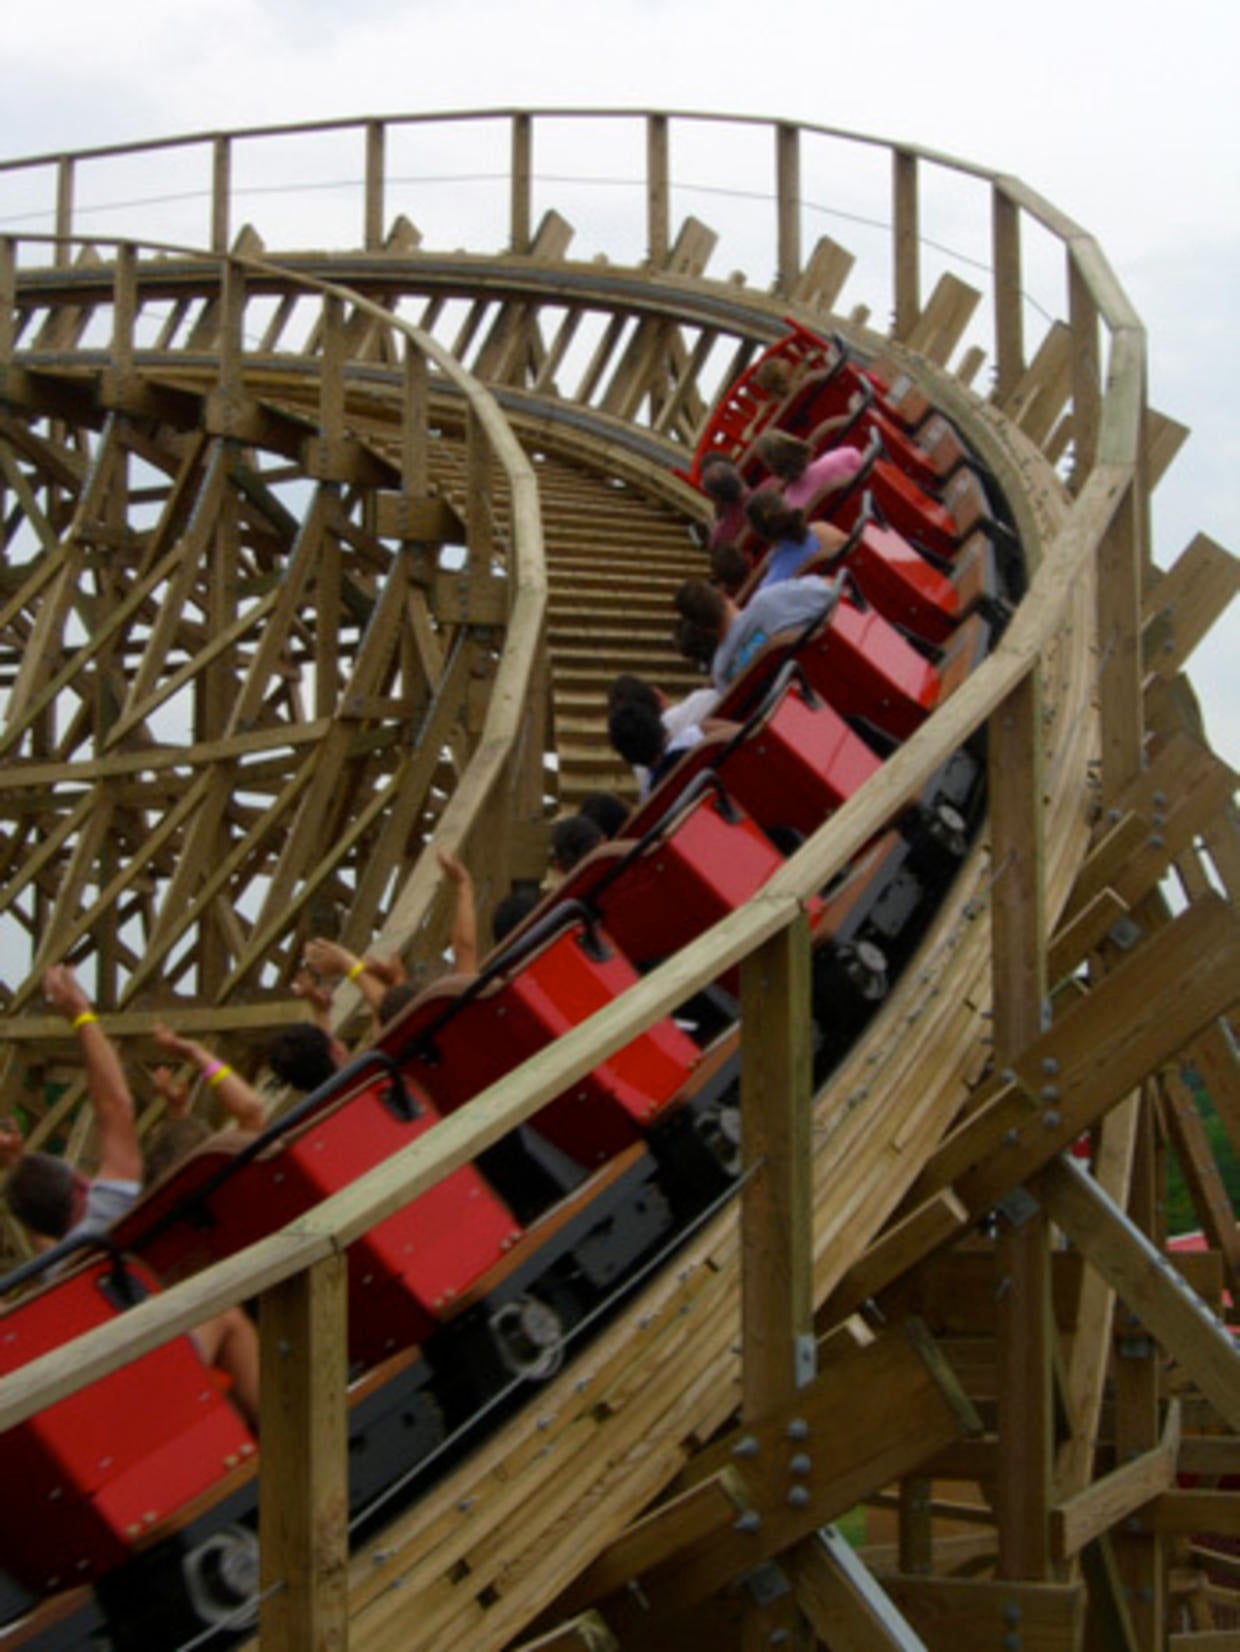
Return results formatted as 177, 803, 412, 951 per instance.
152, 1025, 265, 1133
302, 936, 391, 1017
43, 965, 142, 1184
437, 850, 478, 977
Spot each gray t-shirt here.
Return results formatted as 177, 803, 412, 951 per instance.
65, 1177, 141, 1246
712, 575, 840, 688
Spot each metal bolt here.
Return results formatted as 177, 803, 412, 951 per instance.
787, 1486, 811, 1508
734, 1510, 762, 1533
786, 1418, 810, 1440
788, 1453, 812, 1476
1040, 1084, 1060, 1101
1041, 1057, 1059, 1076
1042, 1110, 1061, 1129
733, 1435, 760, 1459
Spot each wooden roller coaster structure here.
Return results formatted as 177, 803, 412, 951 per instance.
0, 110, 1237, 1651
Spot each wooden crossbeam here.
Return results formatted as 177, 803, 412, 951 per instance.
903, 273, 980, 367
510, 1613, 619, 1652
792, 1527, 928, 1650
908, 895, 1240, 1220
1034, 1156, 1240, 1430
1159, 1068, 1240, 1293
1143, 533, 1240, 679
875, 1573, 1085, 1652
1051, 1401, 1181, 1558
558, 1468, 749, 1613
588, 1322, 979, 1636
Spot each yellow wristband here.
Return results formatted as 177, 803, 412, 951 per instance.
346, 959, 366, 982
206, 1063, 234, 1089
71, 1011, 98, 1031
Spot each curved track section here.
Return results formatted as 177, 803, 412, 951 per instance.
0, 112, 1237, 1652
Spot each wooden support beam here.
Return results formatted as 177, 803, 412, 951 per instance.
1133, 1491, 1240, 1538
1048, 888, 1130, 984
559, 1468, 749, 1611
791, 1527, 928, 1650
876, 1573, 1085, 1652
740, 910, 815, 1422
910, 896, 1240, 1222
258, 1252, 349, 1652
591, 1322, 979, 1636
1096, 479, 1146, 804
892, 150, 919, 339
1051, 1401, 1180, 1558
1034, 1156, 1240, 1431
511, 1612, 619, 1652
819, 1189, 970, 1325
1159, 1068, 1240, 1295
1142, 533, 1240, 679
775, 123, 801, 296
1080, 1535, 1142, 1652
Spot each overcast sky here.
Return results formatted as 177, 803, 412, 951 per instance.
2, 0, 1236, 762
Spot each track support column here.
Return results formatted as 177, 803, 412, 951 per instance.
259, 1252, 350, 1651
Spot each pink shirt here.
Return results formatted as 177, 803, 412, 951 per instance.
783, 446, 864, 511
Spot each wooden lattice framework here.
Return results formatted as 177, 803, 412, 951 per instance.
0, 111, 1237, 1651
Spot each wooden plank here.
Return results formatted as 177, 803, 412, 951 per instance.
790, 236, 855, 311
510, 1613, 618, 1652
819, 1189, 970, 1324
258, 1253, 350, 1652
1048, 888, 1130, 983
740, 912, 815, 1421
1142, 534, 1240, 679
892, 150, 919, 339
1051, 1401, 1180, 1558
904, 273, 981, 367
1169, 1635, 1240, 1651
560, 1468, 748, 1610
1096, 482, 1146, 802
1034, 1156, 1240, 1430
1179, 1436, 1240, 1477
792, 1528, 928, 1651
1004, 320, 1073, 447
876, 1574, 1085, 1652
374, 492, 466, 544
1135, 1491, 1240, 1537
1061, 812, 1150, 924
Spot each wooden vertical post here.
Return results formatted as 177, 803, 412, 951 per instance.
218, 258, 244, 408
775, 123, 802, 297
1069, 253, 1102, 495
465, 408, 496, 576
993, 186, 1024, 403
892, 150, 920, 340
511, 113, 533, 255
112, 242, 136, 379
259, 1254, 350, 1651
646, 114, 670, 269
739, 908, 815, 1648
1111, 1091, 1166, 1648
402, 339, 430, 498
739, 908, 814, 1422
364, 119, 385, 252
54, 156, 74, 267
989, 669, 1054, 1580
0, 237, 17, 364
319, 293, 346, 450
211, 136, 231, 255
1097, 482, 1146, 807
